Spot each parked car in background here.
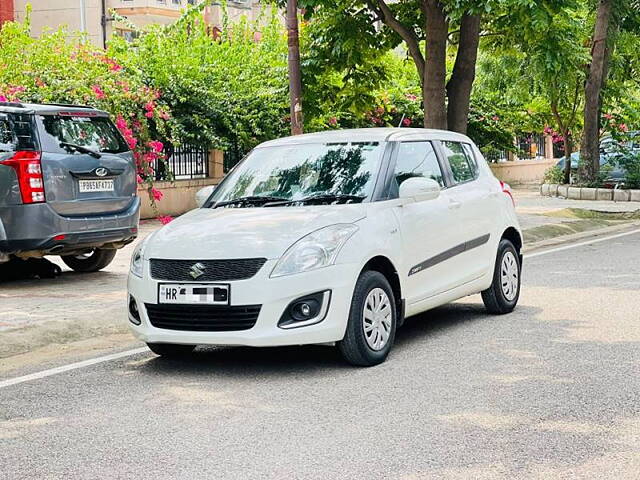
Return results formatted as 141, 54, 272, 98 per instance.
128, 128, 523, 366
0, 102, 139, 272
556, 132, 639, 184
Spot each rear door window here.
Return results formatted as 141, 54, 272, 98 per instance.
442, 141, 478, 184
39, 114, 128, 154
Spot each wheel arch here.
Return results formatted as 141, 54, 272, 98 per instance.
500, 226, 523, 264
360, 255, 405, 326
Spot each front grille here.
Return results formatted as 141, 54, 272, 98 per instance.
145, 304, 261, 332
150, 258, 267, 282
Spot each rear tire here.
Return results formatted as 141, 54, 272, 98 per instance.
147, 343, 195, 357
481, 239, 521, 314
338, 271, 396, 367
61, 248, 117, 273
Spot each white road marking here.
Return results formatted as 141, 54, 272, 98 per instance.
2, 228, 639, 390
524, 228, 640, 259
0, 347, 148, 389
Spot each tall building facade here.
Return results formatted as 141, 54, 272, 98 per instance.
4, 1, 262, 47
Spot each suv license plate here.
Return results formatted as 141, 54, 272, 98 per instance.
79, 179, 114, 193
158, 284, 230, 305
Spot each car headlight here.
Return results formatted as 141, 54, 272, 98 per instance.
270, 224, 359, 278
130, 239, 147, 278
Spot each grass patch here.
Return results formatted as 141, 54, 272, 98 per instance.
524, 219, 622, 243
543, 208, 640, 220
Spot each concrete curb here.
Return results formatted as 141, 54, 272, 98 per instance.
541, 183, 640, 202
522, 221, 640, 254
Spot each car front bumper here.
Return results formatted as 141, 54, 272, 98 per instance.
127, 260, 359, 347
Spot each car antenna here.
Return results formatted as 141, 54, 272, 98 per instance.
398, 114, 406, 128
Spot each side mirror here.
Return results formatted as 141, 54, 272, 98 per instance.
399, 177, 441, 202
195, 185, 216, 208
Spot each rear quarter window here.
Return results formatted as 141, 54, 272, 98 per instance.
0, 113, 38, 152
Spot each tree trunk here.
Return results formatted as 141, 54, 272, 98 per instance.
446, 14, 481, 134
580, 0, 613, 182
286, 0, 303, 135
423, 0, 448, 129
563, 132, 573, 184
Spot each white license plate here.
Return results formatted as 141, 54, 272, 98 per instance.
159, 283, 230, 305
79, 179, 114, 193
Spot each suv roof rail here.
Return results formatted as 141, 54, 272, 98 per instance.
39, 102, 96, 109
0, 101, 26, 108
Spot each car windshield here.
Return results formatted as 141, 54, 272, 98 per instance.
209, 141, 385, 206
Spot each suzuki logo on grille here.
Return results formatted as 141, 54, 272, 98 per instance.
189, 262, 206, 279
94, 167, 109, 177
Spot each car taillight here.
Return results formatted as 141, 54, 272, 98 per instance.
500, 180, 515, 206
0, 151, 45, 204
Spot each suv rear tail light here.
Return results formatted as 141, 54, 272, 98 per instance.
0, 151, 45, 204
500, 181, 515, 206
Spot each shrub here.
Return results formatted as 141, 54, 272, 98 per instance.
543, 166, 564, 184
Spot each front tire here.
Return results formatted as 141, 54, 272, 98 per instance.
147, 343, 195, 357
338, 271, 397, 367
61, 248, 117, 273
481, 239, 521, 314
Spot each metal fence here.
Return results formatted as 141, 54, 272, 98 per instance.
484, 134, 548, 163
154, 144, 209, 181
516, 134, 546, 160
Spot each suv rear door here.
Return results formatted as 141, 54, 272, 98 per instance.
35, 111, 136, 216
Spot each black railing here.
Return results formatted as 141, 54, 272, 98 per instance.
155, 144, 209, 181
516, 134, 546, 160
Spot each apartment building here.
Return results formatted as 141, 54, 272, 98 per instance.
1, 0, 261, 47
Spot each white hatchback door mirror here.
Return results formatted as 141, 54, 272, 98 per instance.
398, 177, 441, 202
195, 185, 216, 208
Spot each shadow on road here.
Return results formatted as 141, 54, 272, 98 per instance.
132, 301, 525, 378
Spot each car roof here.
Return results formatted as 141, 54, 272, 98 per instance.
0, 102, 109, 116
257, 128, 473, 148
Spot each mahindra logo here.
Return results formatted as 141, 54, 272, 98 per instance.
94, 167, 108, 177
189, 262, 206, 279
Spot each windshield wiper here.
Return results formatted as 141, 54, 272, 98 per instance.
213, 195, 288, 209
60, 142, 101, 158
264, 193, 366, 207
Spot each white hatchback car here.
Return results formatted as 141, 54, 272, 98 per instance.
128, 128, 522, 366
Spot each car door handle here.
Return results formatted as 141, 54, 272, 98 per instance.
448, 199, 462, 210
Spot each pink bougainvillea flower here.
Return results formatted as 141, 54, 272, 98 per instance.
603, 113, 613, 120
126, 136, 138, 149
151, 188, 163, 202
0, 95, 7, 102
160, 111, 171, 120
144, 111, 154, 118
158, 215, 173, 225
492, 115, 500, 122
91, 85, 106, 99
619, 123, 629, 132
143, 152, 158, 163
136, 174, 143, 184
405, 94, 418, 101
328, 117, 338, 126
115, 115, 128, 130
148, 140, 164, 153
402, 117, 412, 127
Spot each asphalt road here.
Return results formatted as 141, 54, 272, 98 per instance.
1, 232, 639, 480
